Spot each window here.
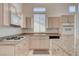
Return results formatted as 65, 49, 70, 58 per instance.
68, 5, 76, 13
33, 7, 46, 13
33, 7, 46, 32
34, 14, 45, 32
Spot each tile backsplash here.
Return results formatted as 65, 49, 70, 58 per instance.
0, 26, 22, 37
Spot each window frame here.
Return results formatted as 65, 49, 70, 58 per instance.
33, 7, 47, 33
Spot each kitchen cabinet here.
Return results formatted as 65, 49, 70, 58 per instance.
40, 37, 49, 49
0, 45, 15, 56
0, 3, 23, 27
29, 36, 40, 49
26, 17, 32, 28
0, 3, 3, 26
21, 17, 32, 28
0, 36, 29, 56
3, 4, 10, 26
29, 35, 49, 49
15, 36, 29, 56
61, 15, 74, 24
0, 3, 10, 26
61, 15, 74, 35
48, 17, 61, 28
50, 35, 74, 56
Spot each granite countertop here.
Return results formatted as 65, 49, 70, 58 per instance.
0, 36, 26, 46
0, 32, 60, 46
21, 33, 61, 36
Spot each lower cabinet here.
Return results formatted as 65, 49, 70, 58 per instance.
15, 37, 29, 56
29, 36, 49, 49
0, 37, 29, 56
0, 45, 15, 56
30, 37, 40, 49
40, 37, 49, 49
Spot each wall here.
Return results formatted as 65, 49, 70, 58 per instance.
22, 3, 76, 33
22, 3, 76, 17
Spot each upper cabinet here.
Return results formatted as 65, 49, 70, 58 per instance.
0, 3, 3, 26
0, 4, 10, 26
61, 15, 74, 24
0, 3, 23, 27
3, 4, 11, 26
26, 17, 32, 28
48, 17, 61, 28
21, 17, 32, 28
61, 15, 74, 35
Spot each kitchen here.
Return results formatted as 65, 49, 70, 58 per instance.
0, 3, 78, 56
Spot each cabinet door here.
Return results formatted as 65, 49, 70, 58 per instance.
29, 37, 40, 49
61, 15, 74, 23
40, 37, 49, 49
0, 3, 3, 26
0, 46, 14, 56
3, 4, 10, 26
48, 17, 61, 28
15, 37, 29, 56
26, 17, 31, 28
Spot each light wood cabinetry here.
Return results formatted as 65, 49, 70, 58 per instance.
0, 37, 29, 56
15, 37, 29, 56
3, 4, 10, 26
48, 17, 61, 28
0, 3, 23, 26
29, 35, 49, 49
0, 3, 3, 26
40, 37, 49, 49
61, 15, 74, 24
61, 15, 74, 35
0, 4, 10, 26
26, 17, 32, 28
21, 17, 32, 28
29, 37, 40, 49
0, 45, 15, 56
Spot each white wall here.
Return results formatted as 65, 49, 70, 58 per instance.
22, 3, 76, 17
22, 3, 76, 33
